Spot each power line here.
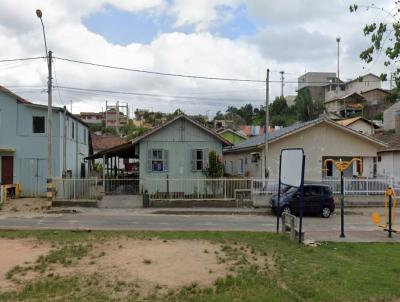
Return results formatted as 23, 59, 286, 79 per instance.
54, 57, 387, 85
0, 56, 45, 63
55, 57, 266, 83
54, 85, 262, 104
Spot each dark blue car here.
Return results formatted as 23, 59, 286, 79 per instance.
270, 183, 335, 218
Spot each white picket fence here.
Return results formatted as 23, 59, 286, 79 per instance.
51, 177, 400, 202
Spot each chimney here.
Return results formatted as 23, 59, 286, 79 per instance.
395, 113, 400, 134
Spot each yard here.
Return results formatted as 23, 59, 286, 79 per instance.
0, 230, 399, 301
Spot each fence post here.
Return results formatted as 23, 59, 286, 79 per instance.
73, 179, 76, 201
343, 178, 346, 196
224, 178, 227, 201
251, 177, 254, 201
366, 179, 369, 196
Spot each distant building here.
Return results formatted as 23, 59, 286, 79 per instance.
336, 117, 380, 135
79, 112, 103, 125
383, 101, 400, 131
217, 129, 247, 145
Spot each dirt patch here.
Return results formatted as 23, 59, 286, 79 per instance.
0, 239, 50, 289
55, 239, 229, 293
1, 198, 50, 214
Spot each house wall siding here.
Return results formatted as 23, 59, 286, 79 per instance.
0, 92, 89, 196
138, 118, 223, 193
224, 122, 380, 180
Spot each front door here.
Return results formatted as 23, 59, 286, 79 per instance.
1, 156, 14, 185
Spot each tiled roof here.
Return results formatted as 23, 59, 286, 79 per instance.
373, 131, 400, 152
92, 134, 125, 151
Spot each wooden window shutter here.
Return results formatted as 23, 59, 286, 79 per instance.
191, 149, 196, 171
163, 149, 169, 172
147, 149, 152, 172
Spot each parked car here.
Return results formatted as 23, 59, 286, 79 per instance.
270, 182, 335, 218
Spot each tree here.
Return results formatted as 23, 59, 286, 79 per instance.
203, 150, 224, 178
214, 111, 224, 120
295, 89, 324, 121
350, 2, 400, 84
270, 96, 288, 116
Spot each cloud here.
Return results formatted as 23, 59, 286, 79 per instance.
0, 0, 396, 118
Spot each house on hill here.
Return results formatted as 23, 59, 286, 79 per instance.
223, 118, 387, 180
336, 117, 380, 135
217, 129, 247, 145
0, 86, 89, 196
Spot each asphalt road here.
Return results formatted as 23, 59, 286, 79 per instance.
0, 208, 396, 242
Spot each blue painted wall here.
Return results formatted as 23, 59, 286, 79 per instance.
0, 91, 89, 196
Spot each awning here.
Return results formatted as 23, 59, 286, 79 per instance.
86, 142, 137, 159
0, 147, 16, 153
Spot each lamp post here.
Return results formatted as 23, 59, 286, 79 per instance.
36, 9, 53, 198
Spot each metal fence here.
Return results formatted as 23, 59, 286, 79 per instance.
52, 177, 400, 202
142, 178, 252, 200
322, 178, 400, 195
53, 178, 99, 201
104, 179, 140, 195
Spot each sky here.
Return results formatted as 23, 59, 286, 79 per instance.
0, 0, 395, 118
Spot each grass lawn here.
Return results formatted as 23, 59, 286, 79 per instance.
0, 230, 399, 301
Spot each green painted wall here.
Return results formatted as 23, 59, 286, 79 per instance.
139, 118, 223, 194
221, 131, 246, 145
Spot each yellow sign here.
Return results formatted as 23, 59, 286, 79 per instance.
323, 158, 363, 174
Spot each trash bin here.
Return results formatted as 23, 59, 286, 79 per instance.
143, 190, 150, 208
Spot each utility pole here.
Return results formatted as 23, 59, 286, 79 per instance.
264, 69, 270, 179
280, 71, 285, 98
36, 9, 53, 199
47, 51, 53, 180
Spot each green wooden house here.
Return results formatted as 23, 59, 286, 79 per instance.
93, 114, 231, 196
217, 129, 247, 145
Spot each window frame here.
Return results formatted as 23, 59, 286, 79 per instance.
32, 116, 45, 134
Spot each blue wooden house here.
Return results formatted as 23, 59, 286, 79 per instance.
0, 86, 89, 196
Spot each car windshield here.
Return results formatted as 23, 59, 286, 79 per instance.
283, 186, 298, 195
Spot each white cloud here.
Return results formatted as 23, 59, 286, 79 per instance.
0, 0, 396, 117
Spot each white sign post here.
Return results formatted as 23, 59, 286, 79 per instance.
276, 148, 305, 243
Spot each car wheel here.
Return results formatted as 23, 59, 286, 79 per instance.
322, 207, 331, 218
281, 206, 291, 216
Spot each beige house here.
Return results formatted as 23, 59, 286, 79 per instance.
223, 118, 387, 180
383, 101, 400, 131
336, 117, 380, 135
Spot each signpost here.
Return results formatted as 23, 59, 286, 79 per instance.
323, 158, 362, 238
276, 148, 305, 243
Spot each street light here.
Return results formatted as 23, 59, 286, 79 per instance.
36, 9, 53, 199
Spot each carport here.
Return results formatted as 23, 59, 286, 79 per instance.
87, 141, 141, 196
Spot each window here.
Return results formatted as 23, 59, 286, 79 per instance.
378, 156, 382, 162
71, 122, 75, 139
310, 186, 321, 196
148, 149, 168, 172
238, 159, 244, 175
326, 160, 333, 177
32, 116, 45, 133
191, 149, 208, 171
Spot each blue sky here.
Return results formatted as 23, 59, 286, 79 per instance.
83, 3, 258, 45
